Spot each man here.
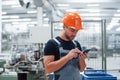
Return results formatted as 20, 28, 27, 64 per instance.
44, 12, 87, 80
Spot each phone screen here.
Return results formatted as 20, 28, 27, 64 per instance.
83, 49, 91, 53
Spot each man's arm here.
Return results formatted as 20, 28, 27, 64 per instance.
79, 58, 86, 72
78, 53, 87, 72
43, 55, 70, 74
43, 49, 79, 74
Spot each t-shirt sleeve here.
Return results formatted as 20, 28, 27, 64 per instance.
44, 39, 58, 56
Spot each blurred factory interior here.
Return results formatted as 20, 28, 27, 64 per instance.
0, 0, 120, 80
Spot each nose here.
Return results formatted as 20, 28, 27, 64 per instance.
72, 31, 77, 37
73, 30, 78, 34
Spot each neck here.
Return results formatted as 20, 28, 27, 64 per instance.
59, 33, 69, 41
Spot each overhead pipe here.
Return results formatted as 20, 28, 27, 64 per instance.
33, 0, 64, 21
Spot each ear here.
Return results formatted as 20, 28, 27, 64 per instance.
63, 24, 66, 30
63, 25, 65, 29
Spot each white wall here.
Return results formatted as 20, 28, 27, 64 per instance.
29, 26, 51, 43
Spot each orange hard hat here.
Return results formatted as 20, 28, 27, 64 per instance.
61, 12, 83, 30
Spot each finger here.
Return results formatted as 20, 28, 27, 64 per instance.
74, 48, 81, 53
74, 52, 78, 58
80, 53, 87, 59
82, 53, 87, 58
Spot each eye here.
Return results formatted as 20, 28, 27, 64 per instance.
70, 29, 74, 32
69, 28, 77, 32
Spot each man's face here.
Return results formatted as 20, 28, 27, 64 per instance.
64, 25, 78, 40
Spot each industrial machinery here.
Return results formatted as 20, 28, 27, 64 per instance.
0, 53, 47, 80
16, 57, 47, 80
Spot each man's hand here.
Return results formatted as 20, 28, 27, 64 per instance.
66, 48, 81, 60
79, 52, 87, 60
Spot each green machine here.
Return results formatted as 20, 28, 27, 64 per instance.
0, 59, 17, 80
0, 74, 17, 80
0, 60, 6, 74
17, 65, 47, 80
0, 59, 47, 80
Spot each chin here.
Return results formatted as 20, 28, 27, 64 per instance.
69, 37, 74, 40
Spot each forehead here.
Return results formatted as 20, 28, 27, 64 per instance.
67, 26, 77, 30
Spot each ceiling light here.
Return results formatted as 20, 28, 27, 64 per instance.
67, 9, 101, 13
111, 20, 119, 23
69, 0, 111, 3
2, 0, 19, 5
116, 27, 120, 31
66, 9, 77, 12
24, 0, 30, 4
43, 24, 49, 27
43, 14, 46, 17
2, 15, 19, 19
43, 18, 49, 21
87, 4, 99, 6
109, 22, 119, 26
11, 5, 21, 8
117, 10, 120, 12
28, 24, 35, 27
2, 18, 31, 22
2, 12, 7, 15
30, 21, 37, 24
27, 10, 37, 13
88, 10, 100, 12
112, 18, 120, 20
80, 13, 101, 16
84, 17, 101, 20
57, 4, 70, 7
114, 14, 120, 16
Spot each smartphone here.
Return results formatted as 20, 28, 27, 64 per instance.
83, 49, 91, 53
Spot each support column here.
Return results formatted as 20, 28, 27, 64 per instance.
0, 0, 2, 53
37, 7, 43, 27
101, 20, 107, 72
